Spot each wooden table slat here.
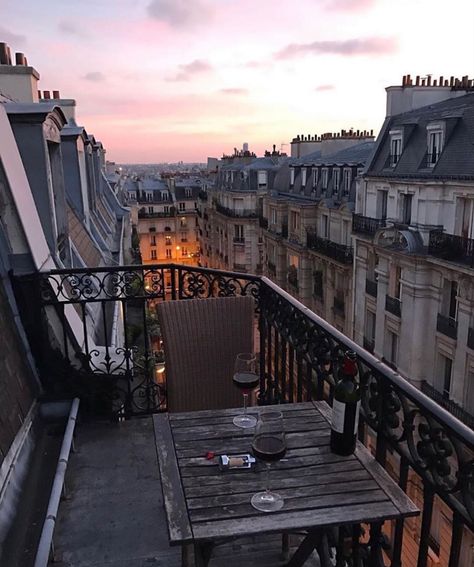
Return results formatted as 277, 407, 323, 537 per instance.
153, 414, 193, 544
169, 402, 316, 422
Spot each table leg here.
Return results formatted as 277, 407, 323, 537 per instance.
281, 533, 290, 561
286, 529, 320, 567
182, 544, 193, 567
193, 542, 213, 567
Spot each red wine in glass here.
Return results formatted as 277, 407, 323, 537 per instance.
252, 435, 287, 462
232, 354, 258, 429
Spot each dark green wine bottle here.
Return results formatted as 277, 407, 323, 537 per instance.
330, 351, 360, 455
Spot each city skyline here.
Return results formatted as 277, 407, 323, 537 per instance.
1, 0, 473, 162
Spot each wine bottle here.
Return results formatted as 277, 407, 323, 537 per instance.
330, 350, 360, 455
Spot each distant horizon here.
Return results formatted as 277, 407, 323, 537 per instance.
2, 0, 473, 162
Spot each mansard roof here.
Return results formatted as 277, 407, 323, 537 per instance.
366, 93, 474, 179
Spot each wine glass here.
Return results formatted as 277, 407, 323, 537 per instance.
232, 353, 259, 429
251, 409, 286, 512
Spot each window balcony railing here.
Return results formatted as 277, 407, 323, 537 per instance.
352, 214, 386, 236
421, 381, 474, 429
13, 263, 474, 567
138, 208, 176, 219
307, 232, 353, 265
215, 203, 258, 219
429, 230, 474, 267
385, 295, 401, 317
365, 278, 378, 297
436, 313, 458, 340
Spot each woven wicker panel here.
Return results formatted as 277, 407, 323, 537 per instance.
157, 296, 254, 412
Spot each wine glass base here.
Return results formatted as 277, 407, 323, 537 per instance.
251, 491, 284, 512
233, 414, 257, 428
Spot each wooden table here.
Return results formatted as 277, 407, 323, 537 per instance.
153, 401, 419, 567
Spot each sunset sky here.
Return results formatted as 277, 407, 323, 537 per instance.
1, 0, 473, 162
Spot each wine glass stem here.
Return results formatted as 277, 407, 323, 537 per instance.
265, 462, 271, 493
243, 392, 248, 415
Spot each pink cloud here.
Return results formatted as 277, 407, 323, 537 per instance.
275, 37, 398, 59
220, 88, 248, 95
167, 59, 213, 82
147, 0, 213, 28
0, 26, 26, 46
315, 84, 335, 91
324, 0, 376, 11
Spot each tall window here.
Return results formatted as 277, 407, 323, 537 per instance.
427, 125, 444, 166
386, 330, 399, 368
150, 235, 156, 246
301, 168, 307, 187
390, 137, 402, 166
164, 205, 170, 214
342, 169, 351, 195
442, 279, 458, 320
290, 211, 300, 232
322, 214, 329, 238
376, 190, 388, 220
332, 168, 340, 193
321, 168, 329, 191
270, 207, 277, 225
185, 188, 192, 197
166, 248, 172, 259
179, 202, 186, 211
438, 355, 453, 399
150, 249, 157, 260
235, 224, 244, 240
258, 170, 268, 187
165, 236, 172, 246
400, 193, 413, 224
290, 169, 295, 186
313, 168, 319, 188
365, 311, 376, 350
148, 206, 154, 214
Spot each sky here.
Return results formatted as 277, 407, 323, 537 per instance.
1, 0, 473, 163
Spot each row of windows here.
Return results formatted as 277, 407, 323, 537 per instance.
389, 123, 444, 168
290, 166, 357, 194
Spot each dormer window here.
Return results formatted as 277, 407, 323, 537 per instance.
389, 129, 403, 166
146, 192, 153, 202
342, 168, 352, 195
301, 168, 307, 187
427, 122, 444, 167
312, 168, 318, 187
161, 191, 168, 201
258, 170, 268, 187
333, 168, 340, 193
185, 188, 192, 198
290, 168, 295, 186
321, 168, 328, 192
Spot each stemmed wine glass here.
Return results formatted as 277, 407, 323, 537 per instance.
232, 353, 259, 429
251, 409, 286, 512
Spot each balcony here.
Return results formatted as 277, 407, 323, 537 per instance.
352, 214, 386, 236
436, 313, 458, 340
306, 232, 353, 265
11, 264, 474, 567
429, 230, 474, 267
365, 278, 378, 297
421, 381, 474, 429
215, 203, 258, 219
138, 207, 176, 219
385, 295, 401, 317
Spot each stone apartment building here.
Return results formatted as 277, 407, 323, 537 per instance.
262, 131, 375, 336
126, 176, 202, 266
199, 148, 281, 274
353, 75, 474, 420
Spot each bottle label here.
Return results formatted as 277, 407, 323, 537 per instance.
331, 399, 360, 434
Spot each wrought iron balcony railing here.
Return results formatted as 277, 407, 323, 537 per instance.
385, 295, 401, 317
437, 313, 458, 340
352, 214, 386, 236
12, 263, 474, 567
138, 208, 176, 219
429, 230, 474, 267
307, 233, 353, 265
421, 381, 474, 429
215, 203, 258, 219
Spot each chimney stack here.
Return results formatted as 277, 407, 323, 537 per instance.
53, 90, 60, 99
15, 52, 26, 65
43, 90, 51, 99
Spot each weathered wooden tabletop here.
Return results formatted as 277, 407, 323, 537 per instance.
153, 401, 419, 549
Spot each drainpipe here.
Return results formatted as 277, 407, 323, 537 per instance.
33, 398, 80, 567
